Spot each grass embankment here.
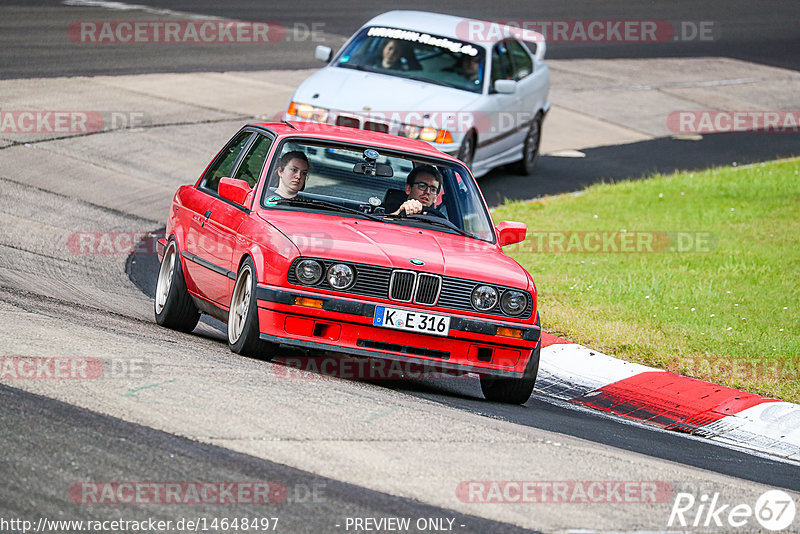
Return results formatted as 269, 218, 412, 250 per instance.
494, 158, 799, 402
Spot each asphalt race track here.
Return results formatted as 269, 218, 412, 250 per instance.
1, 1, 799, 533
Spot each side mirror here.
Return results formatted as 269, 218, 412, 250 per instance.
496, 221, 527, 246
493, 79, 517, 94
315, 45, 333, 62
218, 177, 252, 207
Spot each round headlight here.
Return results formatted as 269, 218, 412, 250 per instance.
500, 290, 527, 316
327, 263, 354, 290
471, 285, 498, 311
295, 259, 323, 285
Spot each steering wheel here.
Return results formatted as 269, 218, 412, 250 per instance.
397, 206, 444, 218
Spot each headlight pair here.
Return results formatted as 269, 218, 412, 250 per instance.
399, 124, 454, 144
295, 259, 355, 290
471, 285, 527, 316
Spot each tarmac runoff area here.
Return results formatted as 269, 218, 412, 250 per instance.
0, 57, 799, 531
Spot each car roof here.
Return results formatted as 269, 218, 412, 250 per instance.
362, 10, 522, 45
252, 121, 459, 160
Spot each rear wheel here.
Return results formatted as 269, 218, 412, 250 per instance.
480, 318, 541, 404
515, 114, 542, 175
154, 239, 200, 332
228, 256, 277, 359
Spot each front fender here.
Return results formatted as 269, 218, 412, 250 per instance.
235, 216, 302, 285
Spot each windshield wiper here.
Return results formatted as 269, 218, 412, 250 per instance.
337, 63, 379, 74
273, 197, 385, 223
388, 213, 476, 238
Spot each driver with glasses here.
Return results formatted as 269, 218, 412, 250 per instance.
392, 165, 443, 216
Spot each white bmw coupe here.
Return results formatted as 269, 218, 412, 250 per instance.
285, 10, 550, 178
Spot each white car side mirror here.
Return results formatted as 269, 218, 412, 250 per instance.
315, 45, 333, 62
494, 79, 517, 94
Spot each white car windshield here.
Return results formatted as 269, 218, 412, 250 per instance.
334, 26, 486, 94
262, 139, 496, 243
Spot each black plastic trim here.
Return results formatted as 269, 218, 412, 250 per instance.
182, 251, 237, 280
255, 286, 539, 342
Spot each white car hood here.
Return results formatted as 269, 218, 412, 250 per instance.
292, 66, 482, 120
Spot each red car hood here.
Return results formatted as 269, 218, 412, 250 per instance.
259, 211, 531, 290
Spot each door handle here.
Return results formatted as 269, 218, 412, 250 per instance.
199, 210, 212, 227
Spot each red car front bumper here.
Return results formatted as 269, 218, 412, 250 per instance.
255, 284, 540, 378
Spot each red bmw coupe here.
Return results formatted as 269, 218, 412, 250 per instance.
154, 121, 541, 403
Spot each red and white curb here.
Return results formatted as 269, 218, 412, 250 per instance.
537, 333, 800, 462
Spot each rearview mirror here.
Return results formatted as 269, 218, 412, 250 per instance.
315, 45, 333, 62
496, 221, 527, 246
353, 162, 393, 178
218, 177, 252, 207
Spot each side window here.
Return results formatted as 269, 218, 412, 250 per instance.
232, 134, 273, 188
200, 131, 252, 193
507, 40, 533, 80
490, 42, 513, 86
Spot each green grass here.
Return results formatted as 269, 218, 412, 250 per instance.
494, 158, 800, 402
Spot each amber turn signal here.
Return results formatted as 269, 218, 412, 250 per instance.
294, 297, 324, 309
496, 326, 523, 339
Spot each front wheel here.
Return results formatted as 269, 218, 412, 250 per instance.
228, 256, 277, 359
480, 321, 541, 404
154, 239, 200, 332
515, 114, 542, 176
457, 131, 475, 169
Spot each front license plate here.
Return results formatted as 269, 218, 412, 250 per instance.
373, 306, 450, 337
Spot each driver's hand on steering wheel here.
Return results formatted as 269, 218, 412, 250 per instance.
394, 198, 423, 216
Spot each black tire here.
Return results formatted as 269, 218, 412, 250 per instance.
457, 131, 476, 169
480, 319, 541, 404
227, 256, 277, 359
515, 114, 542, 176
154, 239, 200, 332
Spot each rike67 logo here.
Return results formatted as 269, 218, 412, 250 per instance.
668, 489, 797, 531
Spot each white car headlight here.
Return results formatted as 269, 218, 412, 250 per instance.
400, 124, 453, 144
288, 101, 329, 123
401, 124, 421, 139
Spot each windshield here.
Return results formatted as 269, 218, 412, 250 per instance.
261, 139, 496, 243
334, 26, 486, 94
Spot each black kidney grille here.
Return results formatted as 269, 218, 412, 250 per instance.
389, 271, 416, 302
415, 273, 441, 305
364, 121, 389, 133
336, 116, 360, 129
